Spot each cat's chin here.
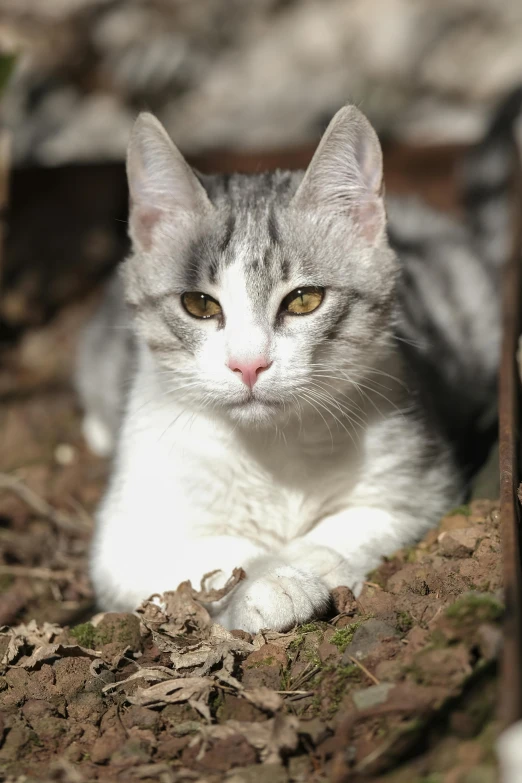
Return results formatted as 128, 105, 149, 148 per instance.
223, 397, 287, 428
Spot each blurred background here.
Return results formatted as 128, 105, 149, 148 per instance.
1, 0, 522, 339
2, 0, 522, 162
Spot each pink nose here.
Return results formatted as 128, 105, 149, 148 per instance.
227, 357, 271, 389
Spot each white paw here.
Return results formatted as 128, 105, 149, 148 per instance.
216, 566, 331, 634
282, 540, 359, 592
82, 414, 114, 457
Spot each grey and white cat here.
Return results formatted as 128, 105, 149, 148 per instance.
77, 99, 513, 633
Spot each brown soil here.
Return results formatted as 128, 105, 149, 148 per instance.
0, 303, 503, 783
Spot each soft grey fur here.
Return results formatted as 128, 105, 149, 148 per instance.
75, 274, 134, 456
77, 138, 508, 480
75, 97, 518, 624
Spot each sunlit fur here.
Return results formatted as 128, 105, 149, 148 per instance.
76, 101, 512, 632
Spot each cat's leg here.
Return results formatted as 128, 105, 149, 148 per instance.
92, 498, 331, 627
282, 507, 407, 593
218, 507, 412, 633
91, 520, 269, 613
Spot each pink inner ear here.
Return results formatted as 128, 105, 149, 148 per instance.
132, 205, 162, 251
355, 198, 385, 244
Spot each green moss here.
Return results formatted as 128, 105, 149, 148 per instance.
0, 574, 13, 592
288, 623, 323, 654
336, 663, 359, 679
0, 54, 16, 97
367, 567, 387, 588
299, 622, 319, 633
448, 504, 471, 517
288, 636, 305, 653
445, 593, 504, 624
98, 618, 131, 646
395, 610, 414, 633
429, 628, 449, 648
328, 665, 359, 712
303, 648, 321, 667
404, 663, 425, 685
331, 620, 364, 652
403, 546, 418, 564
70, 622, 97, 649
311, 663, 360, 717
91, 616, 141, 649
246, 656, 275, 668
210, 690, 224, 718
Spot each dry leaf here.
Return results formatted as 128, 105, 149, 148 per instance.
128, 676, 213, 708
13, 619, 63, 646
194, 714, 299, 764
103, 667, 175, 693
137, 569, 245, 639
243, 687, 283, 713
0, 630, 25, 666
217, 669, 283, 713
195, 568, 246, 603
254, 629, 301, 650
18, 643, 101, 669
170, 631, 254, 675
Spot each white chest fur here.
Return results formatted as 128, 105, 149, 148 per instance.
117, 362, 363, 550
92, 344, 457, 624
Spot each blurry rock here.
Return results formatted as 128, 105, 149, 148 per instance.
342, 619, 399, 662
1, 0, 522, 167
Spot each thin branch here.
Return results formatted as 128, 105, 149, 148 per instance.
346, 655, 380, 685
0, 472, 92, 532
0, 564, 74, 581
364, 581, 383, 590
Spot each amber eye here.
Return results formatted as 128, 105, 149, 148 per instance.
182, 292, 222, 319
280, 286, 324, 316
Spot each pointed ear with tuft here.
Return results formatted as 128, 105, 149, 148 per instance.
126, 113, 212, 251
292, 105, 385, 244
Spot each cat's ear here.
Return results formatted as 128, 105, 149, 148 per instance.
127, 113, 212, 251
292, 105, 385, 244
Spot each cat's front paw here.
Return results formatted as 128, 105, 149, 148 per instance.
216, 566, 330, 633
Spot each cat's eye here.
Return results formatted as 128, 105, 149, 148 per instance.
182, 291, 222, 319
280, 286, 324, 316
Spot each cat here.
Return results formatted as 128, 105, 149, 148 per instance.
76, 96, 516, 633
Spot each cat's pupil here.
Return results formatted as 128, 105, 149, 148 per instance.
282, 286, 324, 315
181, 291, 222, 319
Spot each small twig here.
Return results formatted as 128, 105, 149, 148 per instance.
65, 495, 94, 529
0, 564, 74, 581
276, 691, 313, 696
346, 655, 380, 685
0, 472, 91, 532
0, 128, 11, 285
364, 581, 383, 590
283, 691, 315, 702
289, 664, 322, 691
429, 605, 443, 626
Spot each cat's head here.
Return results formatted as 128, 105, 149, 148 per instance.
123, 106, 398, 427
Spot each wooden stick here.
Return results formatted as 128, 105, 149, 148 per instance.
0, 472, 91, 532
0, 128, 10, 288
0, 564, 74, 581
346, 655, 380, 685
